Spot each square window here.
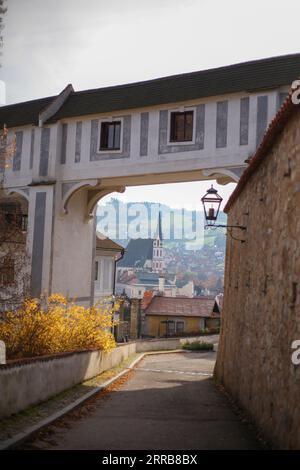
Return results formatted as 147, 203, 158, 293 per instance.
100, 121, 121, 151
170, 111, 194, 142
166, 321, 175, 336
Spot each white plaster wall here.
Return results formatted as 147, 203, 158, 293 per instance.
51, 187, 94, 301
3, 88, 288, 191
94, 254, 115, 301
177, 281, 194, 297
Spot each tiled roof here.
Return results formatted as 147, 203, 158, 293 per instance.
224, 84, 300, 213
0, 96, 55, 128
2, 54, 300, 128
144, 295, 218, 318
96, 236, 124, 252
117, 238, 153, 268
142, 291, 154, 310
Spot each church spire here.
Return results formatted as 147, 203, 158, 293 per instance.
156, 211, 163, 240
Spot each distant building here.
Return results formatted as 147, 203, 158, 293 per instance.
142, 295, 221, 337
116, 272, 176, 299
94, 233, 124, 303
117, 212, 164, 273
175, 279, 195, 297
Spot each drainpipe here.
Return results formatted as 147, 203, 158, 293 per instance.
112, 249, 125, 342
113, 248, 125, 296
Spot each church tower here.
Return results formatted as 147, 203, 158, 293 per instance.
152, 211, 164, 273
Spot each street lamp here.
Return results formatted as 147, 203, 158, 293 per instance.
201, 185, 223, 224
201, 184, 246, 236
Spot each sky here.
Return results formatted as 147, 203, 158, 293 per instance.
100, 181, 234, 211
1, 0, 299, 207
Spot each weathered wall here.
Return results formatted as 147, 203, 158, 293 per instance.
215, 107, 300, 449
136, 335, 217, 352
0, 343, 136, 419
206, 318, 220, 330
145, 315, 217, 337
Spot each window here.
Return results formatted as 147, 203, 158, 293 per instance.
170, 111, 193, 142
176, 321, 184, 334
100, 121, 121, 151
166, 321, 175, 336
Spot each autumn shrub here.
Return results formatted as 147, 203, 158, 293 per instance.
0, 294, 117, 359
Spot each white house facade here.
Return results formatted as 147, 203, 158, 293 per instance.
1, 54, 299, 303
94, 233, 124, 303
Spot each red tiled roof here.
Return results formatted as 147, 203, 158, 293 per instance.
144, 295, 218, 318
225, 83, 300, 213
142, 291, 154, 310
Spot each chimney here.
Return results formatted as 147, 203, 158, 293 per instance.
158, 275, 165, 294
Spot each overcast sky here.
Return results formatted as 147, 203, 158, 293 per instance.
1, 0, 299, 207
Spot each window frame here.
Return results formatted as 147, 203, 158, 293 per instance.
97, 118, 123, 153
176, 320, 185, 335
167, 107, 196, 145
166, 320, 175, 336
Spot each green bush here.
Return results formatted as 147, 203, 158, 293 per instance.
182, 341, 214, 351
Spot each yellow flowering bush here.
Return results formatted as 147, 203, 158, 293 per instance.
0, 295, 116, 359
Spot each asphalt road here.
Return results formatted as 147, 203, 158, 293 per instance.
25, 352, 261, 450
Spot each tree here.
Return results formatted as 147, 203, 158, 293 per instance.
0, 197, 30, 312
0, 106, 30, 312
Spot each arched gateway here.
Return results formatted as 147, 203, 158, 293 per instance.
1, 54, 300, 303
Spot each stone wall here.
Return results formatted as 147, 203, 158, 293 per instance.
215, 107, 300, 449
0, 343, 136, 419
136, 335, 216, 352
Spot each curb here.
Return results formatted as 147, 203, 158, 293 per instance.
0, 353, 146, 451
0, 347, 217, 450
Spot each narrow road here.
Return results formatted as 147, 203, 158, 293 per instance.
25, 352, 261, 450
